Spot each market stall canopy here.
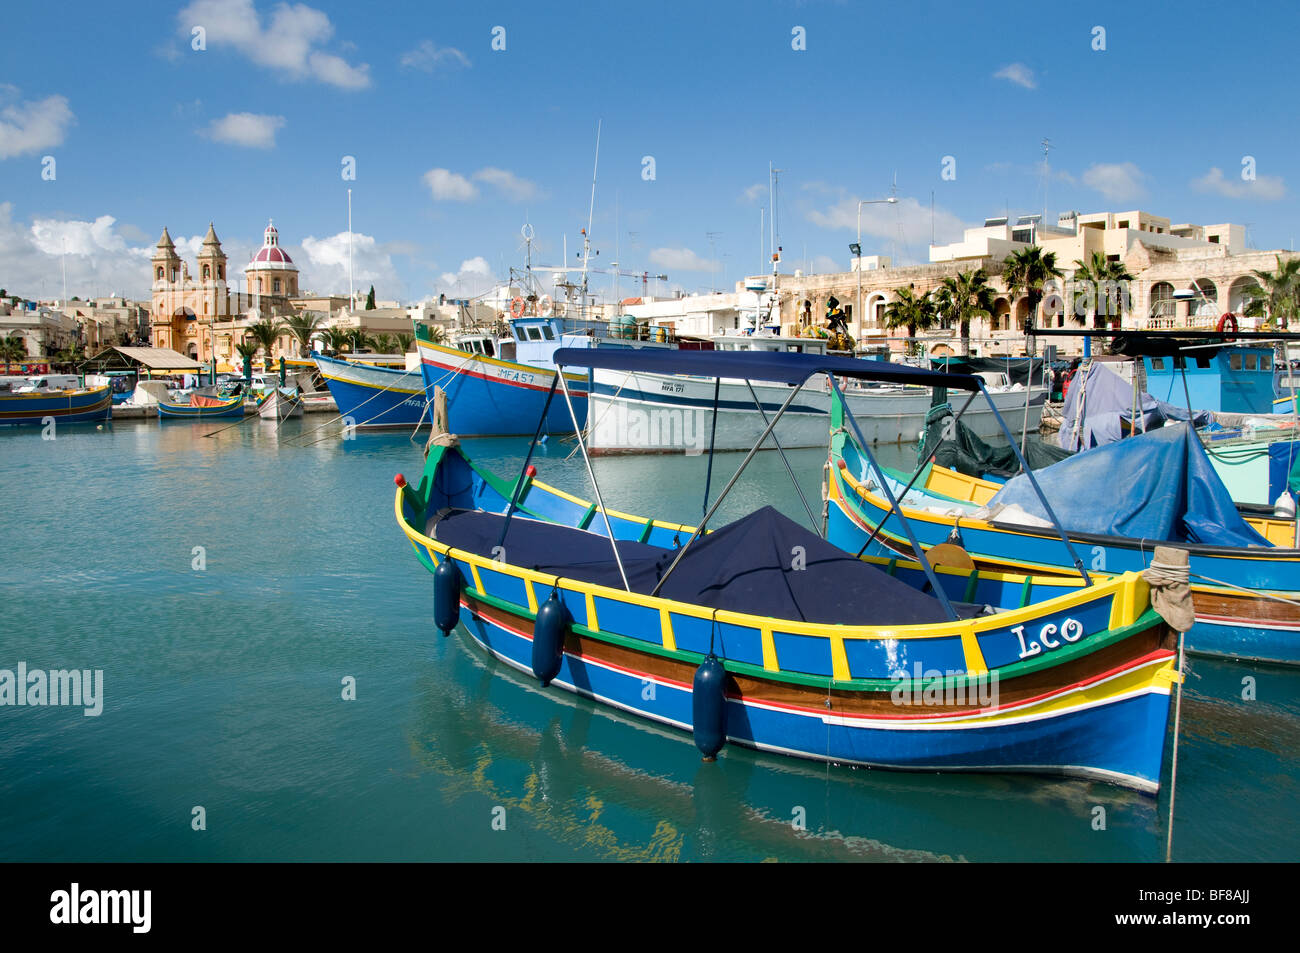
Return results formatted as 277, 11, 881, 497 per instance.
82, 347, 205, 373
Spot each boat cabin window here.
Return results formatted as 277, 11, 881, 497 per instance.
1150, 358, 1165, 371
483, 339, 495, 357
1229, 354, 1241, 370
526, 326, 543, 341
785, 344, 804, 353
542, 325, 555, 340
1261, 354, 1272, 371
1245, 353, 1258, 371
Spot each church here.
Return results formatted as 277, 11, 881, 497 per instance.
149, 221, 302, 366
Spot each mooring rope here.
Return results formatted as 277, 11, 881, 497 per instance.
1186, 571, 1300, 607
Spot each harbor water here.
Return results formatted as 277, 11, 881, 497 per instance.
1, 418, 1297, 862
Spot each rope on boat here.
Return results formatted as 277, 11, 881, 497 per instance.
1185, 571, 1300, 608
1140, 549, 1195, 633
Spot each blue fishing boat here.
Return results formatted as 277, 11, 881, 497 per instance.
395, 349, 1182, 792
0, 384, 112, 427
827, 420, 1300, 665
311, 352, 426, 429
157, 393, 246, 419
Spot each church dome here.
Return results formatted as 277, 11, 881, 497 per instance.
248, 220, 297, 271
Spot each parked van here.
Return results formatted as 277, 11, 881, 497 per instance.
17, 375, 81, 392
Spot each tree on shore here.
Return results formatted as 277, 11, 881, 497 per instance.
934, 269, 995, 356
1003, 246, 1063, 337
1243, 255, 1300, 329
245, 318, 281, 364
1071, 252, 1135, 329
281, 312, 328, 357
883, 286, 937, 341
365, 286, 376, 310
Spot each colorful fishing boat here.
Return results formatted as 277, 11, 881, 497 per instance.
395, 349, 1181, 792
312, 352, 426, 429
157, 393, 246, 419
827, 417, 1300, 665
258, 386, 303, 420
0, 383, 112, 427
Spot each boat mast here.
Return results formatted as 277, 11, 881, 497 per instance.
581, 120, 601, 319
347, 188, 354, 312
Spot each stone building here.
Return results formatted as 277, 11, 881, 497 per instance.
743, 208, 1297, 356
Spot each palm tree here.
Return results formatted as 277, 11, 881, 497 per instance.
371, 333, 396, 353
345, 328, 371, 353
935, 269, 995, 355
321, 327, 351, 355
395, 332, 414, 353
1003, 246, 1064, 342
281, 312, 328, 357
882, 286, 937, 341
245, 318, 281, 365
1071, 252, 1135, 329
0, 334, 27, 364
1243, 255, 1300, 329
234, 339, 260, 377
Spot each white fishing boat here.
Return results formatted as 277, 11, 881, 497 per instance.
258, 386, 303, 420
585, 331, 1045, 453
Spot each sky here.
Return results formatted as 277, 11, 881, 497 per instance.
1, 0, 1297, 305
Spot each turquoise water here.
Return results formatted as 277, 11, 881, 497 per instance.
1, 417, 1297, 862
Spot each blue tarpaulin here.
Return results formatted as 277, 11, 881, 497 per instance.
990, 422, 1271, 546
1060, 361, 1211, 452
1269, 440, 1300, 501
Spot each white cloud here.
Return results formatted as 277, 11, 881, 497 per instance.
0, 203, 153, 298
437, 256, 494, 297
422, 167, 539, 202
741, 183, 765, 203
808, 255, 841, 275
1081, 161, 1146, 201
201, 112, 285, 149
649, 247, 718, 272
473, 167, 538, 201
993, 63, 1036, 89
1192, 166, 1287, 201
806, 194, 968, 249
177, 0, 370, 89
0, 93, 75, 159
400, 40, 471, 71
299, 230, 401, 296
422, 168, 478, 201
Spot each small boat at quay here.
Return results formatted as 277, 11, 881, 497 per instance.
258, 386, 303, 421
584, 333, 1045, 453
395, 349, 1181, 792
0, 383, 112, 427
312, 352, 426, 429
156, 393, 246, 419
827, 417, 1300, 665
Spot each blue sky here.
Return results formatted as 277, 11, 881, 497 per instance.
1, 0, 1296, 303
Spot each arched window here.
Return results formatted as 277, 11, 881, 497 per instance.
258, 277, 263, 292
273, 278, 282, 294
203, 264, 210, 280
156, 266, 164, 280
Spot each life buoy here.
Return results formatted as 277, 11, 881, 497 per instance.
538, 294, 553, 317
509, 296, 525, 318
1217, 312, 1238, 341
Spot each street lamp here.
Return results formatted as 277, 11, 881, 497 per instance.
855, 197, 898, 337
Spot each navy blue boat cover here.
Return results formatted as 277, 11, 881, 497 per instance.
430, 505, 972, 625
552, 347, 981, 391
990, 422, 1271, 546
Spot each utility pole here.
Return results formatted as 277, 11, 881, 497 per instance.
1041, 138, 1051, 232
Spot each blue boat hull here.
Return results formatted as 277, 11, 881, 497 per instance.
457, 597, 1173, 791
0, 386, 112, 427
417, 340, 587, 436
313, 354, 427, 428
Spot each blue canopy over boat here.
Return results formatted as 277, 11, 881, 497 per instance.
552, 347, 981, 391
990, 422, 1270, 546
